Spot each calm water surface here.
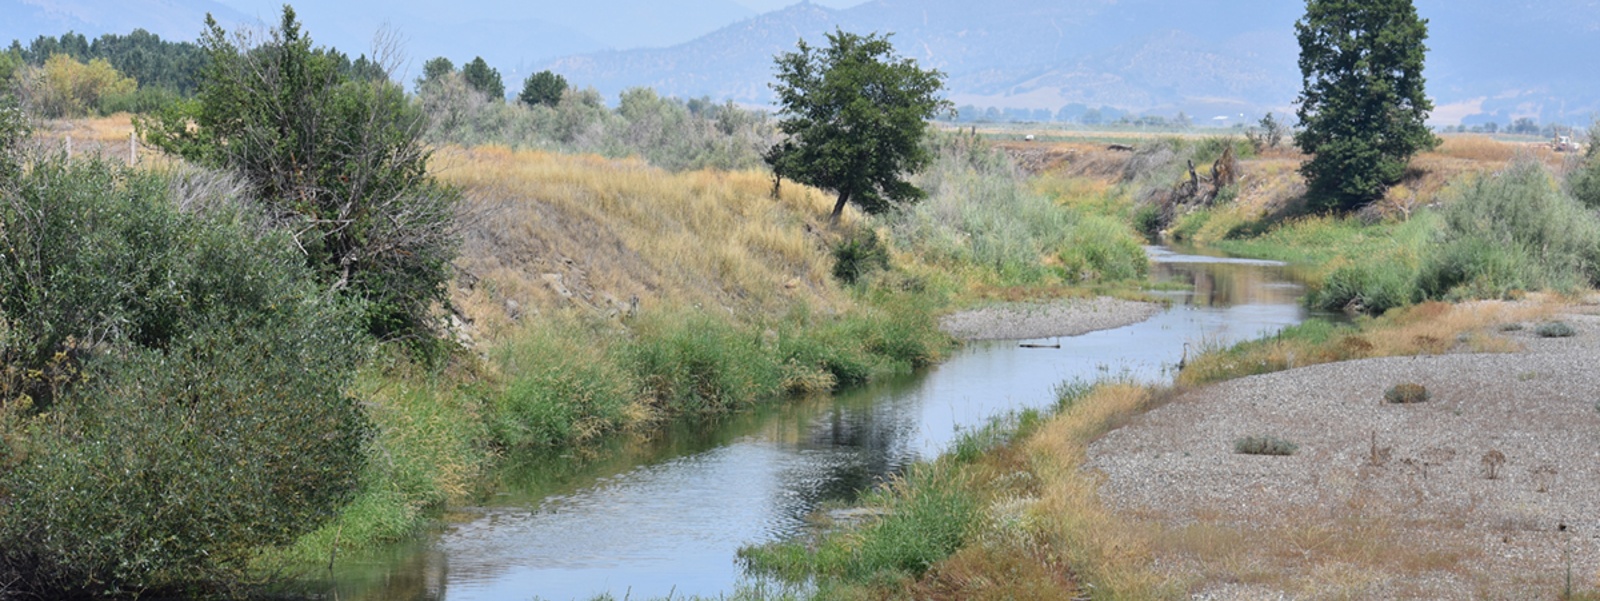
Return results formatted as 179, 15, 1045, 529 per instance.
312, 247, 1314, 601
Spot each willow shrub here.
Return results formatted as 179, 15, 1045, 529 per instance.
0, 157, 370, 596
1420, 158, 1600, 299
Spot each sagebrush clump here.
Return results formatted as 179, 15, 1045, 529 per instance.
1384, 382, 1430, 404
1234, 435, 1300, 456
1536, 321, 1577, 338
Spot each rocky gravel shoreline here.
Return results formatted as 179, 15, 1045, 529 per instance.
938, 297, 1164, 341
1087, 312, 1600, 598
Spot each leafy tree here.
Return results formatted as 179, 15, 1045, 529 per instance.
1247, 112, 1287, 152
0, 49, 21, 83
1294, 0, 1438, 213
138, 6, 459, 344
418, 55, 453, 89
519, 69, 567, 107
461, 55, 503, 100
766, 30, 950, 222
16, 54, 136, 117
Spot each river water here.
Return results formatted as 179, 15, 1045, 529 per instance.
311, 248, 1313, 601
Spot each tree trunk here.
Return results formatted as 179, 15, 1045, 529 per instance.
829, 189, 851, 224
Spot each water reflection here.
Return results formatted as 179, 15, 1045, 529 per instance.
314, 248, 1312, 601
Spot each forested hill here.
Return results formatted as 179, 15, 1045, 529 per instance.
545, 0, 1600, 125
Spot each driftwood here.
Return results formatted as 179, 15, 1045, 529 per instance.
1019, 343, 1061, 349
1106, 143, 1136, 152
1148, 143, 1243, 233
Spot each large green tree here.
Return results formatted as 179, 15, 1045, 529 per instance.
519, 69, 567, 107
461, 55, 504, 100
766, 30, 949, 222
1294, 0, 1438, 213
138, 6, 459, 344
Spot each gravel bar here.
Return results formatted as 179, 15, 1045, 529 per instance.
939, 297, 1164, 341
1086, 312, 1600, 598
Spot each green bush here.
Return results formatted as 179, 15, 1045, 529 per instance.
739, 462, 978, 582
1311, 259, 1422, 315
832, 227, 890, 284
1422, 159, 1600, 299
0, 157, 370, 596
1058, 214, 1149, 283
1234, 435, 1299, 456
1384, 382, 1430, 404
890, 134, 1148, 286
1536, 321, 1577, 338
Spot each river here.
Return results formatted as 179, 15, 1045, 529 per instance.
306, 247, 1315, 601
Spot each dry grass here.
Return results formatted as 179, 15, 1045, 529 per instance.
1178, 299, 1555, 387
1429, 134, 1564, 165
1019, 384, 1181, 600
434, 145, 855, 338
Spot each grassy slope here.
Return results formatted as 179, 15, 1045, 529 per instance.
273, 133, 1156, 571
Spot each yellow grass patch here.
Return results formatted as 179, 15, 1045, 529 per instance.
1021, 384, 1180, 599
435, 146, 855, 337
1178, 299, 1555, 386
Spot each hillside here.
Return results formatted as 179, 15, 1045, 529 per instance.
544, 0, 1600, 125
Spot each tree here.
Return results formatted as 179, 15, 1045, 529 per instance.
17, 54, 136, 117
519, 69, 567, 107
1294, 0, 1437, 213
1247, 112, 1287, 152
138, 6, 459, 344
766, 30, 949, 222
417, 55, 453, 90
461, 55, 503, 100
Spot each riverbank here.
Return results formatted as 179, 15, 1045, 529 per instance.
938, 296, 1164, 341
740, 295, 1600, 599
1091, 307, 1600, 598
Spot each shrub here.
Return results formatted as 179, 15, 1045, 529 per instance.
1058, 214, 1149, 282
1384, 382, 1430, 404
832, 227, 890, 284
1234, 435, 1299, 456
1536, 321, 1577, 338
0, 157, 370, 596
138, 8, 461, 346
1311, 258, 1422, 315
1421, 158, 1600, 299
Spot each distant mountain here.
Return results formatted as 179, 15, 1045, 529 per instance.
543, 0, 1600, 125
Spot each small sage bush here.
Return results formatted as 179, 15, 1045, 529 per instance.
1536, 321, 1577, 338
1234, 435, 1299, 456
1384, 382, 1430, 404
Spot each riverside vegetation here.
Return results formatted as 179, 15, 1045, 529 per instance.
734, 126, 1600, 598
0, 8, 1155, 598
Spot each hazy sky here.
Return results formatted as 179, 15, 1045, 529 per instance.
211, 0, 876, 63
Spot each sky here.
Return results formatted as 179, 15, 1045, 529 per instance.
203, 0, 875, 80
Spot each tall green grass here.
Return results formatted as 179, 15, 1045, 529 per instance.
887, 134, 1149, 287
483, 298, 952, 451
